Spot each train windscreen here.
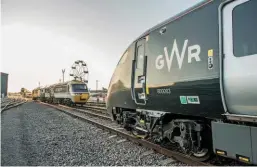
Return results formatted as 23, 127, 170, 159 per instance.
72, 84, 88, 93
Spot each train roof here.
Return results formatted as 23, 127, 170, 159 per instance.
135, 0, 212, 41
32, 87, 41, 91
117, 0, 213, 66
48, 80, 86, 88
40, 85, 51, 89
0, 72, 8, 76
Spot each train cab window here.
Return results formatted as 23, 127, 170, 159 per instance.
233, 0, 257, 57
72, 84, 88, 92
118, 51, 128, 65
136, 45, 144, 69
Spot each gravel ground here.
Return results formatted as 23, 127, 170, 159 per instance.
1, 102, 184, 166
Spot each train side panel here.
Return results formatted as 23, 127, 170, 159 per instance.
107, 0, 224, 119
222, 0, 257, 116
211, 0, 257, 164
143, 0, 223, 119
212, 121, 257, 164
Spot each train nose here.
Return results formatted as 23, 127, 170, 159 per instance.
72, 93, 89, 103
80, 93, 89, 100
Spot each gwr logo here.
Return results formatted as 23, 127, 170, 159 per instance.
155, 39, 201, 71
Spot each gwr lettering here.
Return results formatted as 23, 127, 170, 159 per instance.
155, 39, 201, 71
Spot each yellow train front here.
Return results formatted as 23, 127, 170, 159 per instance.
32, 87, 40, 100
69, 82, 90, 105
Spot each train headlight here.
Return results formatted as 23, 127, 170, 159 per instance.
71, 93, 80, 96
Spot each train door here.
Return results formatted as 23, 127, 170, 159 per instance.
132, 38, 147, 105
222, 0, 257, 116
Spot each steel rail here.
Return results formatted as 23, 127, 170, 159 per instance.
87, 101, 106, 105
1, 101, 12, 111
1, 101, 27, 113
82, 105, 106, 113
86, 101, 106, 107
40, 102, 210, 166
59, 104, 111, 120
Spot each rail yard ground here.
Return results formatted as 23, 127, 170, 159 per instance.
1, 102, 182, 166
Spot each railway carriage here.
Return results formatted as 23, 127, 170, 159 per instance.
39, 86, 49, 102
44, 86, 51, 103
106, 0, 257, 164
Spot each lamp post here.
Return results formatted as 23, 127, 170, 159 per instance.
62, 69, 65, 83
96, 80, 99, 92
96, 80, 99, 103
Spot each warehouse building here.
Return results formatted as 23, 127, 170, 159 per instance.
1, 72, 9, 98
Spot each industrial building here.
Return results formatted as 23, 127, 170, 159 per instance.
1, 72, 9, 97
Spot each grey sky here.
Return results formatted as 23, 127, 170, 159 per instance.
1, 0, 201, 92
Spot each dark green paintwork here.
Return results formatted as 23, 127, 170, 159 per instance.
107, 0, 225, 119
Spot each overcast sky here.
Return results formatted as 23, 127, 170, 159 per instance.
1, 0, 201, 92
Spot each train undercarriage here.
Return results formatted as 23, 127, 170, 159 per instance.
46, 97, 86, 107
113, 108, 212, 161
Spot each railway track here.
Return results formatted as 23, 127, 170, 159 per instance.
1, 98, 27, 113
81, 101, 107, 114
80, 105, 106, 115
59, 104, 111, 120
86, 101, 106, 107
39, 101, 210, 166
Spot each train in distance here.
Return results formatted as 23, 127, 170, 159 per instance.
32, 80, 90, 106
106, 0, 257, 164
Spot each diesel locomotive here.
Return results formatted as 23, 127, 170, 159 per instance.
32, 87, 41, 100
106, 0, 257, 164
36, 80, 90, 105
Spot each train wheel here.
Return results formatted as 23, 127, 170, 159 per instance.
191, 124, 212, 161
192, 148, 210, 161
131, 127, 148, 139
130, 119, 149, 139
